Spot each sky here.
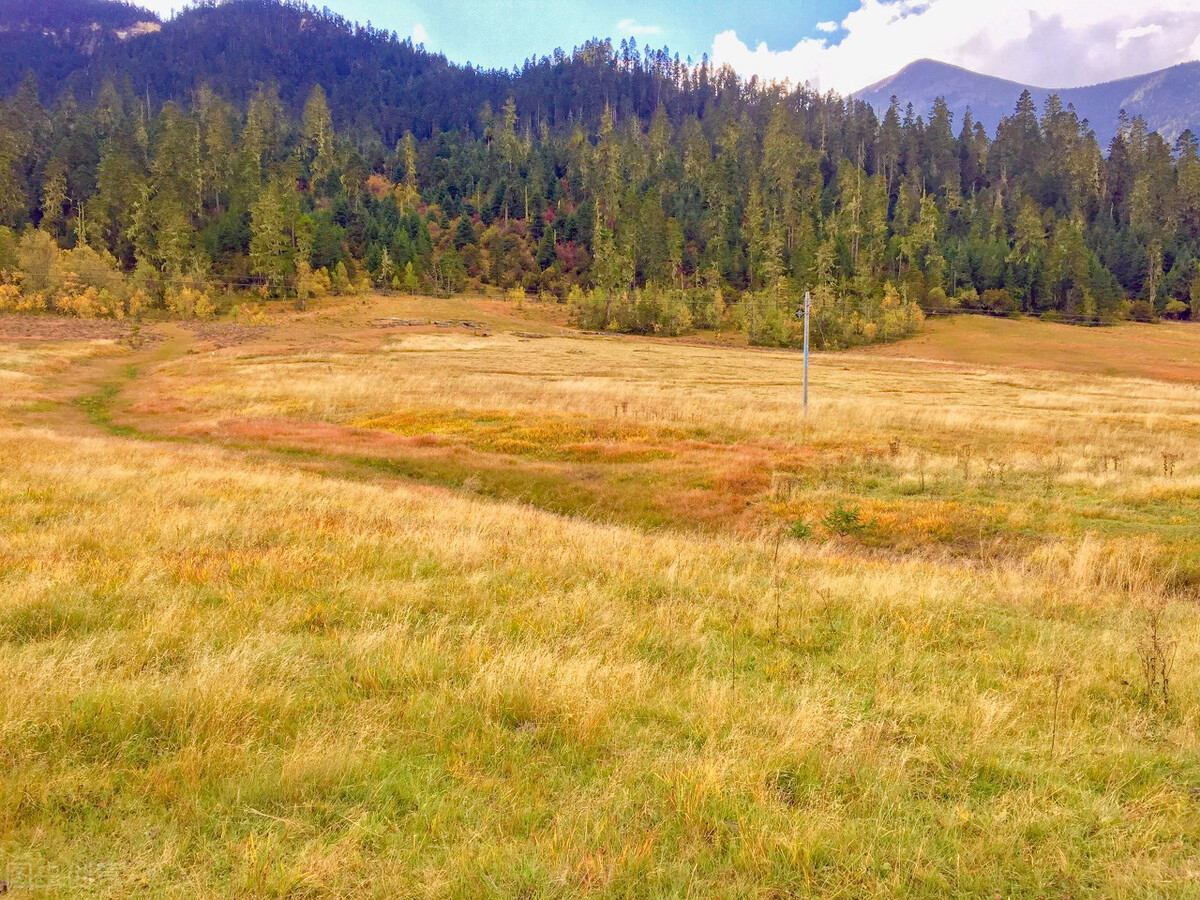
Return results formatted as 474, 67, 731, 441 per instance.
136, 0, 1200, 95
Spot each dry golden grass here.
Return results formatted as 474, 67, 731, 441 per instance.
125, 313, 1200, 553
1, 299, 1198, 898
867, 315, 1200, 383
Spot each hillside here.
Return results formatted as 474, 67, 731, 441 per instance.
856, 58, 1200, 145
0, 0, 703, 141
6, 1, 1200, 148
0, 0, 159, 87
0, 0, 155, 34
2, 0, 1200, 341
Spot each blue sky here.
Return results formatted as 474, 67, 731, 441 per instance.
356, 0, 856, 70
143, 1, 854, 68
140, 1, 1200, 94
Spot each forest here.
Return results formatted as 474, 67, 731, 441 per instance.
1, 0, 1199, 348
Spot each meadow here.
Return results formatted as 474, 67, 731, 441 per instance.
1, 298, 1198, 898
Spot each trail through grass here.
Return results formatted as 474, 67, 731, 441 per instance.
1, 299, 1198, 898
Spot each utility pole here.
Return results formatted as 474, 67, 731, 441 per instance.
800, 291, 811, 417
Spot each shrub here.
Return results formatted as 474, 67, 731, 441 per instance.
743, 290, 794, 347
980, 288, 1019, 316
233, 302, 273, 326
749, 282, 923, 350
821, 503, 876, 538
331, 261, 352, 294
58, 245, 124, 297
1128, 300, 1158, 323
686, 284, 726, 330
1162, 299, 1188, 320
127, 290, 149, 318
401, 262, 420, 293
923, 286, 952, 312
16, 229, 58, 294
0, 225, 17, 272
167, 287, 216, 319
611, 286, 693, 336
788, 520, 813, 540
57, 286, 105, 318
568, 288, 610, 330
0, 283, 46, 312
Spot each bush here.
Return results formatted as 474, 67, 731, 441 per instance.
923, 286, 953, 313
16, 230, 57, 294
233, 302, 274, 326
331, 261, 353, 294
788, 520, 813, 540
59, 246, 124, 296
401, 262, 420, 293
980, 288, 1019, 316
821, 503, 876, 539
0, 283, 46, 312
1128, 300, 1158, 323
166, 287, 216, 319
0, 226, 17, 273
0, 232, 152, 318
761, 282, 923, 350
875, 284, 926, 342
743, 290, 794, 347
1163, 299, 1188, 320
568, 288, 610, 330
57, 286, 106, 318
610, 286, 693, 336
127, 290, 149, 318
685, 284, 726, 330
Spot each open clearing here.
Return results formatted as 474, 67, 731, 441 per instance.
2, 299, 1199, 898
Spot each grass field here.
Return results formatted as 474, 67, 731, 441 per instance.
1, 300, 1199, 898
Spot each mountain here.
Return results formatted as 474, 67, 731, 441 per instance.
3, 0, 1200, 326
0, 0, 156, 34
855, 58, 1200, 146
7, 0, 1198, 149
0, 0, 160, 91
0, 0, 496, 139
0, 0, 709, 144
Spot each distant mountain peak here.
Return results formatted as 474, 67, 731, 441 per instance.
855, 58, 1200, 145
861, 59, 1044, 96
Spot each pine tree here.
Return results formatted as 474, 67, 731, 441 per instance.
302, 85, 336, 190
40, 159, 68, 239
250, 180, 292, 293
396, 131, 419, 211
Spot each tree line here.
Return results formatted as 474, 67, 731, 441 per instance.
2, 15, 1199, 346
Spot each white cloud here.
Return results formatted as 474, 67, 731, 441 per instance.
412, 23, 428, 45
616, 18, 664, 38
711, 0, 1200, 95
1116, 24, 1164, 49
815, 21, 839, 34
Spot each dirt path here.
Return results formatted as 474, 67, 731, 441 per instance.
15, 323, 195, 434
5, 319, 488, 505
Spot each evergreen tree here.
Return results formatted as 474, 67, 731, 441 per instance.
1, 21, 1197, 332
250, 180, 292, 293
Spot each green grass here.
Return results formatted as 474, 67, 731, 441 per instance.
1, 308, 1198, 897
77, 365, 140, 436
